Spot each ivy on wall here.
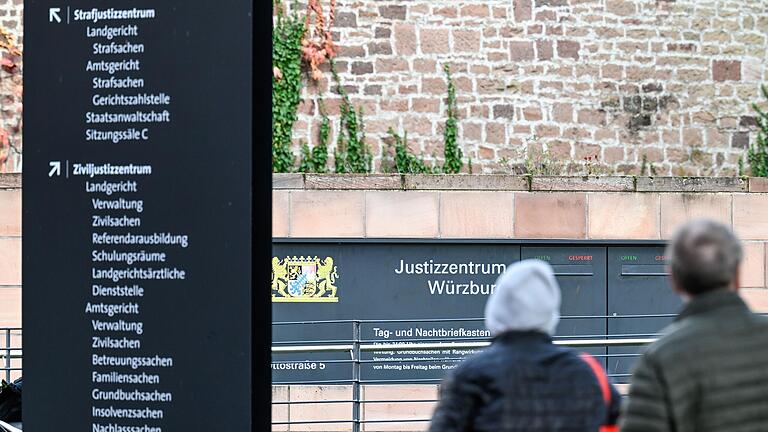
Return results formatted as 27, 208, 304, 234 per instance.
442, 65, 463, 174
272, 0, 337, 173
0, 26, 21, 173
302, 0, 336, 80
389, 128, 435, 174
749, 84, 768, 177
386, 64, 465, 175
271, 2, 305, 173
332, 62, 371, 173
271, 2, 466, 175
299, 99, 330, 173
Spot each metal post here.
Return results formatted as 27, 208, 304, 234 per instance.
352, 321, 361, 432
5, 330, 10, 383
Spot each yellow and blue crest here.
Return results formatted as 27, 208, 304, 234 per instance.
271, 256, 339, 302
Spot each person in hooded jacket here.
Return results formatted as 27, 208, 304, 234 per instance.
428, 260, 621, 432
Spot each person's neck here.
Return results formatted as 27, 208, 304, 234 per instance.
676, 287, 748, 321
679, 285, 737, 303
492, 329, 552, 343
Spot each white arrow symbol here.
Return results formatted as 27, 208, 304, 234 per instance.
48, 161, 61, 177
49, 7, 61, 23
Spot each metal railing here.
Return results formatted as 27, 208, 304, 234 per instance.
271, 315, 670, 431
0, 328, 21, 384
0, 324, 665, 430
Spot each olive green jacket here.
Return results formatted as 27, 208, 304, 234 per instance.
621, 289, 768, 432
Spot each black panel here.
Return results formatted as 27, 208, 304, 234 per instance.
521, 246, 607, 366
23, 0, 252, 429
272, 242, 521, 382
272, 241, 683, 385
607, 246, 682, 383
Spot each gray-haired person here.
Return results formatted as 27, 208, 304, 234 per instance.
429, 260, 620, 432
622, 219, 768, 431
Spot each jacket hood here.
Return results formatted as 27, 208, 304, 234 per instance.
484, 259, 561, 337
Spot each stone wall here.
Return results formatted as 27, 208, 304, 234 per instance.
0, 0, 22, 173
0, 173, 20, 329
0, 173, 22, 380
270, 172, 768, 431
292, 0, 768, 176
0, 174, 22, 383
0, 0, 21, 48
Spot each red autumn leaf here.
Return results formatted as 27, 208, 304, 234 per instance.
0, 57, 14, 72
301, 0, 336, 80
0, 129, 9, 148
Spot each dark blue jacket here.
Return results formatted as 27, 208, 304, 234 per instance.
429, 331, 620, 432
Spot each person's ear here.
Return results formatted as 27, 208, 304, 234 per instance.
667, 268, 680, 294
669, 272, 690, 302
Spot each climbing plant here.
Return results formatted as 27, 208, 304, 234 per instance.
0, 26, 21, 173
0, 27, 20, 70
332, 61, 371, 173
272, 1, 306, 172
298, 99, 330, 173
388, 128, 434, 174
273, 1, 478, 175
442, 65, 463, 174
749, 84, 768, 177
739, 155, 745, 177
301, 0, 336, 80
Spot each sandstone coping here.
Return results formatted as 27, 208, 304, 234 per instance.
273, 174, 764, 193
1, 173, 764, 192
0, 174, 21, 190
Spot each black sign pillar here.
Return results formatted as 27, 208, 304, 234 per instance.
23, 0, 252, 429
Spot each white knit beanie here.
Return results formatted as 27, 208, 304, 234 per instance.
484, 259, 561, 337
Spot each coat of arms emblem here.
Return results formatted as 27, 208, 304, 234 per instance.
271, 256, 339, 302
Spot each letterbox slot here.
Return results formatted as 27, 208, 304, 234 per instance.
621, 264, 668, 276
552, 264, 594, 276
